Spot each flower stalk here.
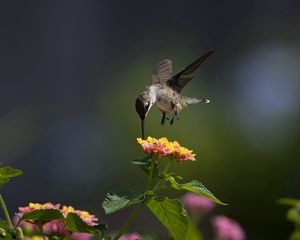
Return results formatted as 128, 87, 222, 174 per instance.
112, 201, 146, 240
113, 158, 173, 240
113, 157, 158, 240
0, 193, 13, 230
147, 158, 156, 191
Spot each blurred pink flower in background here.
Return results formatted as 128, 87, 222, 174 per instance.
212, 215, 245, 240
182, 193, 215, 214
119, 232, 141, 240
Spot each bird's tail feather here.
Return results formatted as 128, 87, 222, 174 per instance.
180, 97, 210, 107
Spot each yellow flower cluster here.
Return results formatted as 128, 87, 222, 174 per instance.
137, 137, 196, 162
25, 202, 60, 211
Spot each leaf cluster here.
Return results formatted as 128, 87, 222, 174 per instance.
0, 166, 23, 188
102, 156, 225, 240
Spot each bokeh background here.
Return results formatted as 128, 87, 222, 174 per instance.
1, 1, 300, 239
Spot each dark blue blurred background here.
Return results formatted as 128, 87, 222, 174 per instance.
1, 1, 300, 239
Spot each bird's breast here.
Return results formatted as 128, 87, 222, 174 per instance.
155, 88, 179, 113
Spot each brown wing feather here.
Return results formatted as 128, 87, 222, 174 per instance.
167, 50, 214, 93
152, 59, 172, 83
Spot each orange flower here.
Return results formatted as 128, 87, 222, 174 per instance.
137, 137, 196, 162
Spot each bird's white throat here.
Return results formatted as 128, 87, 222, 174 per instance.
148, 85, 159, 105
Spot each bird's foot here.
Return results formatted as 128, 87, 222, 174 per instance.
161, 113, 170, 125
170, 116, 175, 125
170, 113, 178, 125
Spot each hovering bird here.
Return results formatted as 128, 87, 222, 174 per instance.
135, 50, 214, 139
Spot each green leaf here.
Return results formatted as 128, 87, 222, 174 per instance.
96, 223, 108, 234
0, 220, 9, 231
278, 198, 300, 208
132, 156, 151, 165
102, 190, 144, 214
140, 160, 161, 179
290, 230, 300, 240
167, 176, 226, 205
185, 222, 202, 240
21, 209, 64, 221
64, 213, 104, 236
0, 179, 9, 188
0, 166, 23, 187
133, 157, 161, 178
0, 167, 23, 178
0, 226, 13, 240
287, 208, 300, 224
147, 197, 189, 240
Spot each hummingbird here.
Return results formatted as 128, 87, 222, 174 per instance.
135, 50, 214, 139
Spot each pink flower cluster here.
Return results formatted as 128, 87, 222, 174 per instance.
120, 232, 141, 240
212, 216, 245, 240
15, 202, 98, 240
182, 193, 215, 214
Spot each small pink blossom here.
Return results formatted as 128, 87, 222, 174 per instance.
13, 215, 39, 232
182, 193, 215, 214
72, 233, 94, 240
120, 232, 142, 240
212, 215, 245, 240
43, 220, 67, 235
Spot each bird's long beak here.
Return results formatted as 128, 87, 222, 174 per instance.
141, 119, 145, 139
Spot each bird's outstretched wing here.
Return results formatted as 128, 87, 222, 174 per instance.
167, 50, 214, 93
152, 59, 172, 84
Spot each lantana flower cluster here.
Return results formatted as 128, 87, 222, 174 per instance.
15, 202, 98, 240
137, 137, 196, 162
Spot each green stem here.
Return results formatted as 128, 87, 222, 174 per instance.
152, 162, 171, 193
147, 159, 156, 190
112, 201, 146, 240
163, 162, 171, 175
37, 222, 46, 240
0, 193, 13, 229
113, 158, 157, 240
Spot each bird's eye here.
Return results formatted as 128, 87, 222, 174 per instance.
145, 103, 149, 110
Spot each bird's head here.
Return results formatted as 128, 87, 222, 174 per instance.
135, 89, 156, 139
135, 95, 150, 120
